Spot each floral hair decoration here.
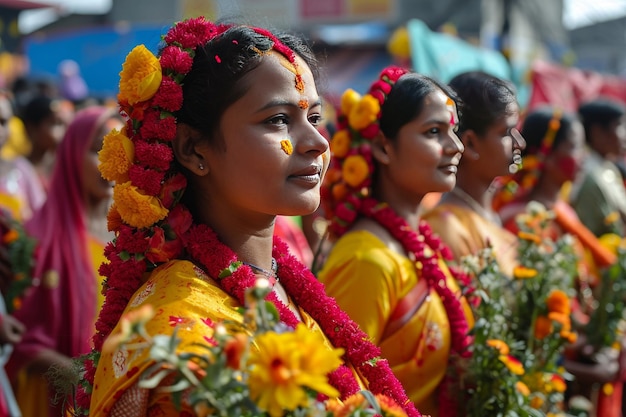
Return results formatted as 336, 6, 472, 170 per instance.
322, 65, 408, 238
81, 18, 420, 416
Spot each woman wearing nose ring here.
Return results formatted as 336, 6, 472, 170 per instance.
422, 71, 526, 277
318, 66, 474, 416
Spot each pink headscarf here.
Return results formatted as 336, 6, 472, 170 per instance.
7, 106, 113, 382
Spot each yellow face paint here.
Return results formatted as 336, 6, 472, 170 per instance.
280, 139, 293, 155
446, 97, 458, 126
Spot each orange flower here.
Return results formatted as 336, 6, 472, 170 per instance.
516, 381, 530, 396
118, 44, 162, 105
603, 383, 614, 396
486, 339, 510, 355
561, 330, 578, 343
332, 182, 349, 201
340, 88, 361, 115
534, 315, 553, 340
348, 94, 380, 130
342, 155, 369, 187
375, 393, 408, 417
2, 229, 18, 244
547, 373, 567, 393
530, 395, 544, 409
99, 127, 134, 183
330, 129, 351, 158
546, 289, 570, 315
107, 204, 124, 231
113, 182, 169, 229
513, 266, 538, 279
517, 231, 542, 245
223, 333, 248, 370
548, 311, 571, 331
499, 355, 524, 375
327, 392, 368, 417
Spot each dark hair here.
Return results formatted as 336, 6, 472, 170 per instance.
379, 72, 457, 140
21, 95, 54, 126
448, 71, 517, 135
520, 106, 578, 156
578, 98, 626, 143
174, 25, 319, 142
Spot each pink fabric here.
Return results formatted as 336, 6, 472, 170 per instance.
5, 106, 113, 401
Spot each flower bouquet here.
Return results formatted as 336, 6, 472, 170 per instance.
96, 278, 408, 417
446, 202, 579, 417
0, 210, 37, 313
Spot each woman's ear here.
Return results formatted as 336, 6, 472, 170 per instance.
172, 123, 210, 176
371, 131, 392, 166
461, 130, 480, 161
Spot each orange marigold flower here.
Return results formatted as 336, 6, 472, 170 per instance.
603, 383, 614, 396
547, 373, 567, 393
113, 182, 169, 229
548, 311, 571, 330
561, 330, 578, 343
342, 155, 369, 187
340, 88, 361, 115
99, 127, 135, 183
348, 94, 380, 131
107, 204, 124, 231
534, 315, 553, 340
376, 393, 408, 417
280, 139, 293, 155
546, 289, 571, 315
486, 339, 510, 355
118, 44, 162, 105
330, 129, 351, 158
517, 231, 542, 244
513, 266, 538, 279
499, 354, 524, 375
2, 229, 18, 244
327, 392, 368, 417
332, 182, 349, 201
223, 333, 248, 370
530, 396, 544, 409
516, 381, 530, 396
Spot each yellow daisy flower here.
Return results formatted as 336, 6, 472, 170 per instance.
248, 323, 343, 417
118, 44, 162, 105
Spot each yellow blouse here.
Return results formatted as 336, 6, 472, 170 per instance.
318, 230, 473, 417
422, 204, 518, 277
90, 259, 365, 416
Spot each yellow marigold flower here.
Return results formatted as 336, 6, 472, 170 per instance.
342, 154, 369, 187
517, 231, 542, 245
486, 339, 510, 355
499, 354, 524, 375
348, 94, 380, 131
118, 44, 162, 105
604, 211, 620, 225
546, 289, 570, 315
280, 139, 293, 155
599, 233, 622, 255
248, 323, 343, 417
340, 88, 361, 116
2, 229, 18, 244
330, 129, 351, 158
516, 381, 530, 396
113, 182, 169, 229
513, 266, 538, 279
603, 383, 614, 396
99, 128, 135, 183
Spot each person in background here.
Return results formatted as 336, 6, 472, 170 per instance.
20, 95, 73, 193
318, 66, 472, 416
5, 106, 119, 417
569, 98, 626, 237
422, 71, 525, 277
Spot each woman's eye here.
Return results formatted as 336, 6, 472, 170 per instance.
309, 114, 322, 126
427, 127, 440, 135
267, 115, 288, 125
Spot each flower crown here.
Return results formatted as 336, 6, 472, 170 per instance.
321, 66, 408, 238
78, 17, 301, 413
493, 109, 563, 210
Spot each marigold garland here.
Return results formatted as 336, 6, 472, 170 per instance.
80, 17, 420, 417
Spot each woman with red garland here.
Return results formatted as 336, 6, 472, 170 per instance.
318, 66, 474, 416
80, 17, 420, 417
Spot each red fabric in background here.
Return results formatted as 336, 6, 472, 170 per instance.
528, 60, 626, 112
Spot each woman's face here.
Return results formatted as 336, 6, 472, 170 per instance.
383, 89, 464, 199
35, 108, 67, 151
473, 102, 524, 180
83, 117, 121, 203
202, 51, 330, 217
549, 120, 586, 184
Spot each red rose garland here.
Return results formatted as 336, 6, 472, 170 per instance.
79, 17, 421, 417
